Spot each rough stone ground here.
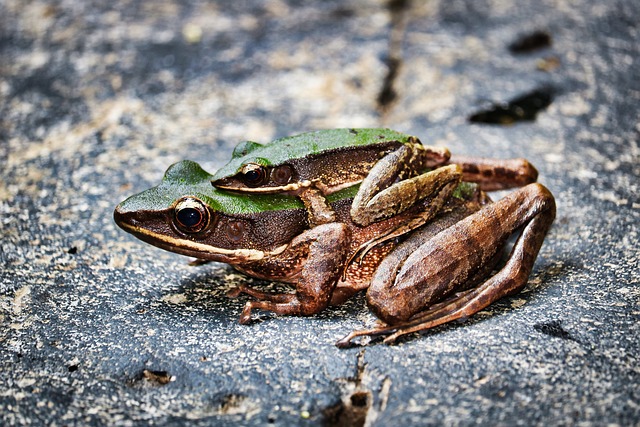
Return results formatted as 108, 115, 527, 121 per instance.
1, 0, 638, 425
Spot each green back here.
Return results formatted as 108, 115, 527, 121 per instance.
211, 128, 412, 180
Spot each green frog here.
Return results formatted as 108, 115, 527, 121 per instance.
114, 159, 555, 346
211, 128, 539, 227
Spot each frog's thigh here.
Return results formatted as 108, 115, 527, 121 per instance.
366, 183, 556, 325
351, 144, 447, 226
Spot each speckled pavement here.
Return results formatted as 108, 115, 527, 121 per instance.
1, 1, 638, 426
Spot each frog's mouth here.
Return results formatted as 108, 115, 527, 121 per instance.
113, 206, 285, 263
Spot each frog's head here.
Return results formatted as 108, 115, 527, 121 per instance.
211, 137, 302, 194
114, 160, 308, 263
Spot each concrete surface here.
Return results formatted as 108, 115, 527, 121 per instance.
1, 0, 638, 425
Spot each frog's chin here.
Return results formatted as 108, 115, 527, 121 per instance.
116, 221, 284, 264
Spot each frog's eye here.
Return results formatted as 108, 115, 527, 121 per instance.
239, 163, 268, 187
174, 197, 210, 234
271, 165, 293, 185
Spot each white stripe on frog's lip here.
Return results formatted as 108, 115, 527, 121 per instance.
213, 179, 363, 195
212, 180, 312, 193
117, 221, 288, 261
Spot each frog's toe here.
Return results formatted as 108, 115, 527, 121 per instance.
239, 302, 254, 324
335, 324, 397, 348
226, 286, 245, 298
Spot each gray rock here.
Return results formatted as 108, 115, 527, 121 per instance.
1, 0, 638, 425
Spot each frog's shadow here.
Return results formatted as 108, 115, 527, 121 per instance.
146, 256, 571, 342
137, 265, 242, 327
148, 263, 366, 325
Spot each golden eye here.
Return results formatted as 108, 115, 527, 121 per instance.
174, 197, 210, 233
240, 163, 268, 187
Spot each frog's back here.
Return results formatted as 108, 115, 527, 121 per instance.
214, 128, 413, 179
268, 128, 412, 161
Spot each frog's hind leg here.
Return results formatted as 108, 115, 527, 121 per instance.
336, 183, 555, 348
448, 155, 539, 191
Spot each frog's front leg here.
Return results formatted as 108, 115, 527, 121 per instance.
298, 187, 336, 227
350, 143, 453, 226
348, 164, 463, 264
235, 223, 351, 323
336, 183, 555, 347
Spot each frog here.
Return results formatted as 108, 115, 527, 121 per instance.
210, 128, 539, 228
114, 159, 556, 346
211, 128, 454, 227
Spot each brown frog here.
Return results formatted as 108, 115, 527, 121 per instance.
114, 158, 555, 346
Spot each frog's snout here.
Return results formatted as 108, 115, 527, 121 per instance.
113, 202, 150, 230
113, 203, 135, 230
